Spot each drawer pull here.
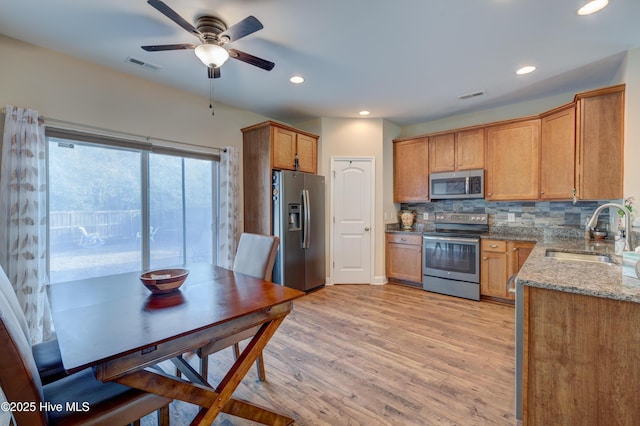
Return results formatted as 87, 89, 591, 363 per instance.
490, 244, 498, 248
401, 237, 407, 241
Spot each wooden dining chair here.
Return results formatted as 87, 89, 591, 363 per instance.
0, 266, 68, 385
0, 292, 172, 426
197, 232, 280, 382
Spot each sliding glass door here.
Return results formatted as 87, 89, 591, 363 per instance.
47, 132, 218, 283
148, 153, 215, 269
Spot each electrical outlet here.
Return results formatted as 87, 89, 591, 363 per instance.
384, 212, 388, 220
508, 213, 516, 222
423, 212, 429, 220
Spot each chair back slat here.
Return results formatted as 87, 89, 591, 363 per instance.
233, 233, 280, 280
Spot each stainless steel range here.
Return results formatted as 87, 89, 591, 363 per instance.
422, 212, 488, 301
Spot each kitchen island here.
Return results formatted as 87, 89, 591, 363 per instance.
516, 238, 640, 424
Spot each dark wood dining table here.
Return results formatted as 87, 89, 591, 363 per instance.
47, 263, 305, 425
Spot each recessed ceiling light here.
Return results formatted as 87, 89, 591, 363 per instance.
578, 0, 609, 15
516, 66, 536, 75
289, 75, 305, 84
359, 110, 370, 116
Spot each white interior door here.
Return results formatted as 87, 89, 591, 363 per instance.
331, 158, 373, 284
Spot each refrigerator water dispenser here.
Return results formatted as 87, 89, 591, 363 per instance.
288, 204, 301, 231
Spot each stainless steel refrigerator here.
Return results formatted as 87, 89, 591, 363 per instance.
272, 170, 325, 292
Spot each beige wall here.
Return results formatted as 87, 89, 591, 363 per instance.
0, 35, 270, 231
315, 117, 401, 284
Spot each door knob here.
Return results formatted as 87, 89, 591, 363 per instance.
364, 227, 370, 231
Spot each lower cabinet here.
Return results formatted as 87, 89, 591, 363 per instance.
386, 233, 423, 285
524, 286, 640, 423
481, 239, 535, 301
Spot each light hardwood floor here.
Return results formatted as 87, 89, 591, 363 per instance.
147, 284, 517, 425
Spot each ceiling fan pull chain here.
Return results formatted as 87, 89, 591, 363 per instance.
209, 74, 215, 116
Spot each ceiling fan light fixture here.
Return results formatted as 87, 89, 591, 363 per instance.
195, 44, 230, 68
578, 0, 609, 15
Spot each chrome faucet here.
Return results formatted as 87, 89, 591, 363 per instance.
586, 203, 631, 251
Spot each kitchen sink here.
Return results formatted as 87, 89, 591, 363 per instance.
544, 249, 617, 264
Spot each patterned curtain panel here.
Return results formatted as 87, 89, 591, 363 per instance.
217, 146, 240, 269
0, 105, 52, 344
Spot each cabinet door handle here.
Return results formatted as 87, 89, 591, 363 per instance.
540, 191, 545, 195
512, 247, 518, 251
487, 193, 492, 196
483, 257, 488, 260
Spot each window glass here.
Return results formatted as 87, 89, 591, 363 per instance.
184, 157, 214, 263
48, 141, 142, 282
47, 135, 218, 283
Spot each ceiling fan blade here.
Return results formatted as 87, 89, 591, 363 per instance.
147, 0, 201, 38
228, 49, 275, 71
142, 43, 196, 52
219, 16, 263, 42
207, 66, 221, 79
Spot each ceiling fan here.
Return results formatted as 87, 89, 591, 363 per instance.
142, 0, 275, 79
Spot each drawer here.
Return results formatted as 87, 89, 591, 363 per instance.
386, 233, 422, 246
482, 239, 507, 253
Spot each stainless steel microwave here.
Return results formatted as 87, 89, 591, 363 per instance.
429, 169, 484, 200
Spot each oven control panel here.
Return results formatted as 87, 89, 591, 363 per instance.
434, 212, 487, 224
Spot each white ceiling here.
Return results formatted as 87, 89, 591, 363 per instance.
1, 0, 639, 126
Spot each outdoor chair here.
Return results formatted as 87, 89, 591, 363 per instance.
78, 226, 103, 246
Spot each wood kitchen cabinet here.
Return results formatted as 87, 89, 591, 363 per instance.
242, 121, 319, 235
507, 241, 535, 300
386, 233, 423, 285
540, 104, 576, 200
575, 84, 625, 200
393, 137, 429, 203
271, 124, 318, 174
523, 286, 640, 423
481, 239, 534, 301
485, 119, 540, 201
429, 129, 484, 173
481, 240, 509, 300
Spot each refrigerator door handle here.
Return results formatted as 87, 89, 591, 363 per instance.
302, 189, 310, 249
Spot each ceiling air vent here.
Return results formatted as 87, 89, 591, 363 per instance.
458, 90, 485, 100
125, 57, 161, 72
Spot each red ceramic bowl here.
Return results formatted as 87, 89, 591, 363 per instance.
140, 268, 189, 294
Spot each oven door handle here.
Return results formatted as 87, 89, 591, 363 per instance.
423, 236, 480, 244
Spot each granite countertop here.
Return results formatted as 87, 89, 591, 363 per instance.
516, 238, 640, 304
385, 224, 640, 303
385, 228, 424, 234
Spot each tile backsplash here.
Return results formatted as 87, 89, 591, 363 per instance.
399, 199, 623, 230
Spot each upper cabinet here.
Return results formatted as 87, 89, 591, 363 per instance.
539, 104, 576, 200
485, 119, 540, 201
575, 85, 625, 200
391, 84, 624, 204
271, 124, 318, 174
429, 129, 484, 173
241, 121, 319, 235
393, 137, 429, 203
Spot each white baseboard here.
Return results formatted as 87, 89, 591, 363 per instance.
324, 276, 388, 285
373, 275, 387, 285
